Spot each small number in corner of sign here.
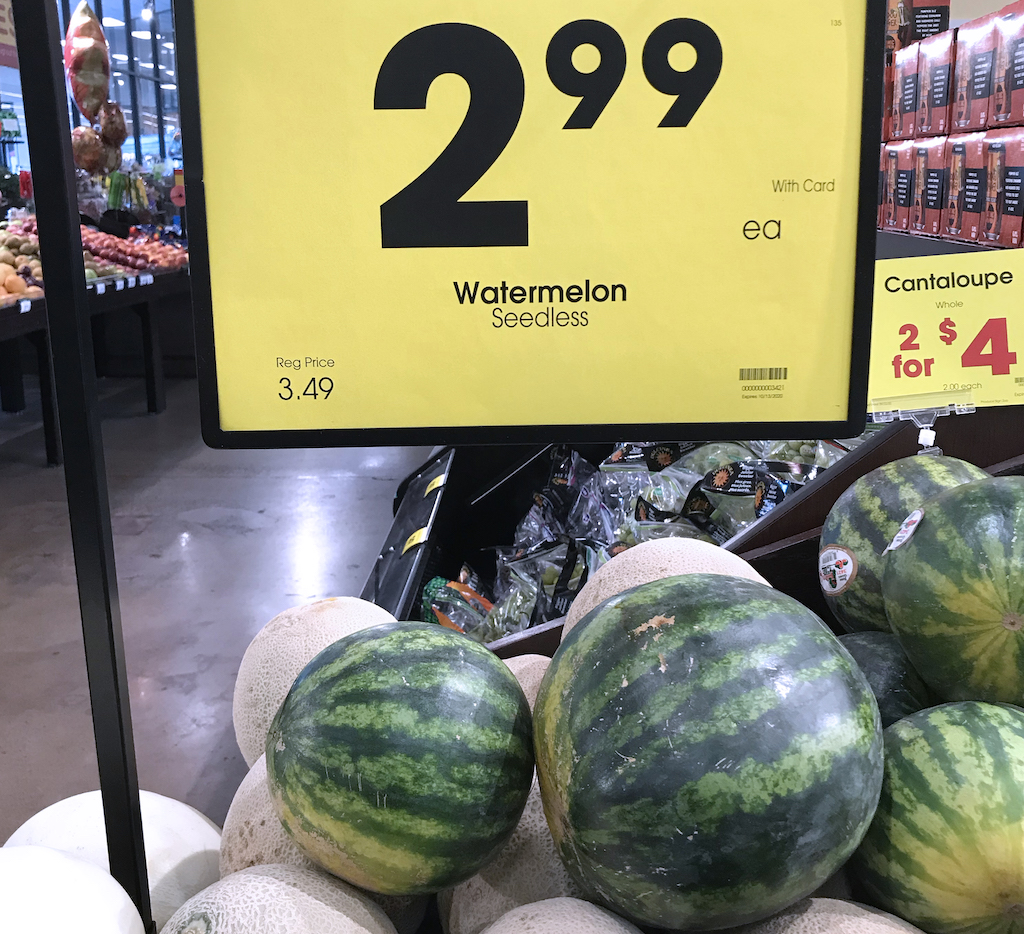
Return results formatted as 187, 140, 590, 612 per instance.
19, 299, 31, 313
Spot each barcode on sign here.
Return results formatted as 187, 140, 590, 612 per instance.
739, 368, 788, 381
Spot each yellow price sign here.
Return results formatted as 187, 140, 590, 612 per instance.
868, 250, 1024, 413
177, 0, 883, 446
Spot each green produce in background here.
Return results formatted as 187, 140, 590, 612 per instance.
838, 632, 933, 727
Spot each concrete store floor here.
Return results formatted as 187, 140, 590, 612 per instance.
0, 376, 431, 842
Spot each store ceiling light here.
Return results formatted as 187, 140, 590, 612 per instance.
141, 6, 153, 20
131, 30, 151, 40
102, 16, 124, 27
112, 53, 129, 61
139, 62, 154, 68
162, 42, 174, 50
165, 70, 174, 76
117, 80, 125, 86
160, 84, 176, 90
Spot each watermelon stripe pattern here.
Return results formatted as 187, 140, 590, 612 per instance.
882, 477, 1024, 705
852, 702, 1024, 934
534, 574, 883, 932
266, 623, 534, 894
820, 456, 989, 633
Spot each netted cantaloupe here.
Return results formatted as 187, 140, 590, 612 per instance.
562, 538, 768, 641
503, 655, 550, 710
4, 789, 220, 930
439, 780, 581, 934
232, 597, 395, 765
159, 864, 397, 934
0, 845, 145, 933
478, 897, 643, 934
220, 754, 316, 877
728, 898, 926, 933
219, 755, 426, 934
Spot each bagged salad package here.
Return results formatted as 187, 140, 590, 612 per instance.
419, 433, 873, 643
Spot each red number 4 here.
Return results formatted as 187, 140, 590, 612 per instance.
961, 318, 1018, 376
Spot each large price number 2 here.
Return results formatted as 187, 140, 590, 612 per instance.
374, 20, 723, 248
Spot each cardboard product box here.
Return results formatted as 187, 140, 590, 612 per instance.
992, 5, 1024, 127
981, 126, 1024, 246
952, 15, 999, 132
879, 144, 888, 227
908, 136, 949, 235
892, 44, 921, 139
917, 30, 955, 135
883, 62, 895, 140
943, 132, 987, 240
913, 0, 950, 40
882, 140, 916, 230
911, 0, 951, 41
886, 0, 912, 63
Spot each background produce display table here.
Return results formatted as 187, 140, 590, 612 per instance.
0, 268, 191, 465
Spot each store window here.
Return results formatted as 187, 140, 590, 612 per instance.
58, 0, 181, 168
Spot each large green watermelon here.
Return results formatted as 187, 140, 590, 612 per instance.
881, 476, 1024, 705
819, 456, 989, 633
851, 701, 1024, 934
265, 621, 534, 895
533, 573, 884, 932
838, 632, 934, 727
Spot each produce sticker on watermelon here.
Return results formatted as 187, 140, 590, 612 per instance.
178, 0, 883, 445
819, 545, 858, 595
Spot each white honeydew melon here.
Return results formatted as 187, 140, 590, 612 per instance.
4, 789, 220, 930
479, 897, 644, 934
728, 898, 926, 933
219, 755, 426, 934
232, 597, 396, 766
439, 779, 582, 934
562, 538, 769, 642
503, 655, 550, 710
0, 844, 145, 933
160, 864, 397, 934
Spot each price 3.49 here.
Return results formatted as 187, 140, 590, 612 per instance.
374, 19, 722, 249
278, 377, 334, 400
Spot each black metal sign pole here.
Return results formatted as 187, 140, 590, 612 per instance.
11, 2, 154, 930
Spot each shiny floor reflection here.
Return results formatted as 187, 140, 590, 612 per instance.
0, 377, 431, 839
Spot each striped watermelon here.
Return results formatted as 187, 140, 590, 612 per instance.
882, 476, 1024, 705
266, 622, 534, 895
851, 701, 1024, 934
838, 632, 933, 727
533, 573, 883, 932
819, 456, 988, 633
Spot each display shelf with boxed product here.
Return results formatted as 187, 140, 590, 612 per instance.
917, 29, 956, 135
993, 3, 1024, 126
911, 0, 951, 40
982, 125, 1024, 244
884, 62, 896, 139
909, 135, 949, 234
953, 13, 999, 131
883, 139, 918, 229
893, 43, 922, 138
944, 131, 988, 240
